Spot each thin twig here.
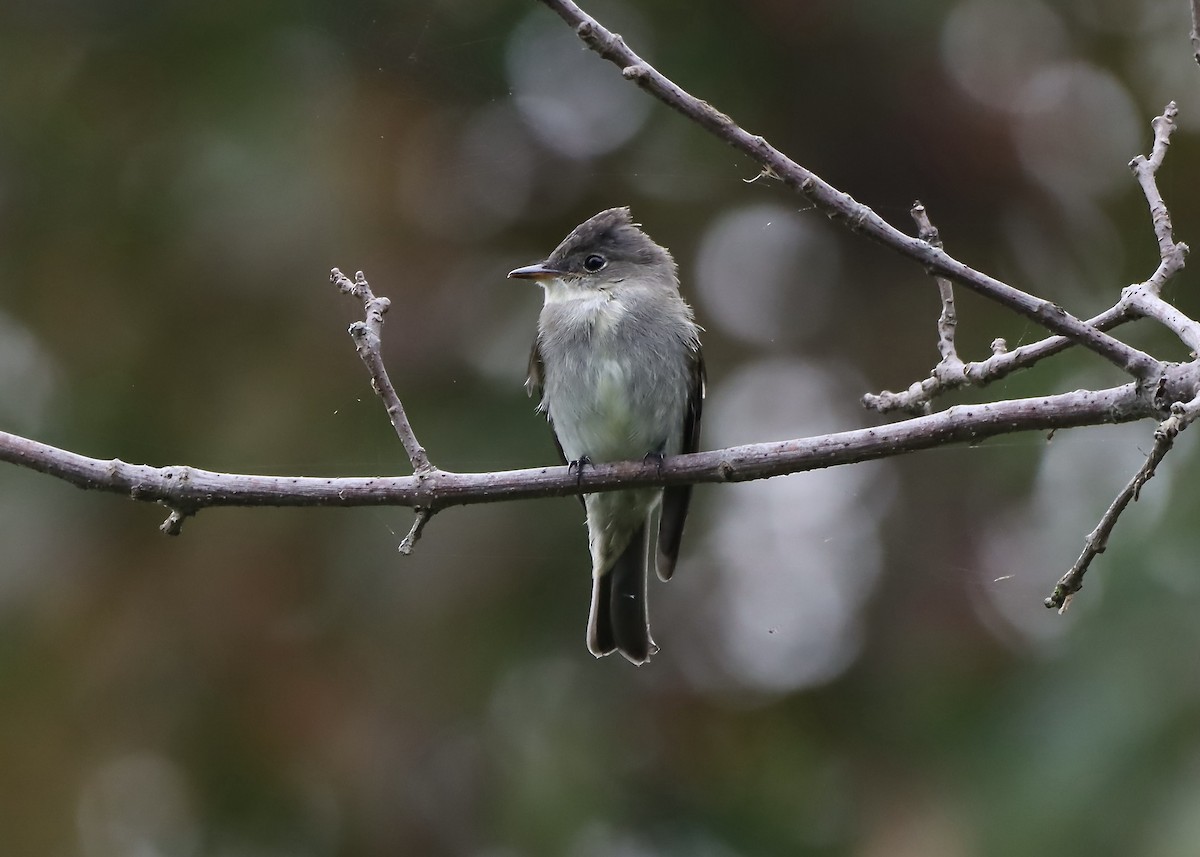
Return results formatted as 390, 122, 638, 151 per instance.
332, 268, 433, 475
1191, 0, 1200, 66
536, 0, 1161, 384
158, 505, 191, 536
398, 508, 432, 555
1131, 102, 1182, 268
911, 202, 962, 373
1122, 103, 1197, 352
865, 203, 964, 416
1046, 396, 1200, 611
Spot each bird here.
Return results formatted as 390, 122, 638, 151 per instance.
508, 207, 704, 664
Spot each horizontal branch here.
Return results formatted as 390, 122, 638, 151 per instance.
538, 0, 1161, 383
1, 379, 1182, 517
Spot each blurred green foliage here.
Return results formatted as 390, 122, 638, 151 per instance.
4, 0, 1200, 855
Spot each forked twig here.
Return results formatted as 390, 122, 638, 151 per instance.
333, 267, 438, 551
332, 268, 433, 475
1046, 396, 1200, 611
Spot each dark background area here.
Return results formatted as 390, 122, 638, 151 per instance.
4, 0, 1200, 854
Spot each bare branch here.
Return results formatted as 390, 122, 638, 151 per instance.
1131, 102, 1183, 268
912, 202, 962, 372
1046, 395, 1200, 611
864, 305, 1133, 415
399, 508, 432, 555
536, 0, 1161, 383
864, 202, 965, 416
1, 2, 1194, 629
1041, 103, 1198, 611
2, 375, 1188, 516
867, 103, 1190, 415
531, 3, 1200, 619
332, 268, 433, 474
1121, 103, 1197, 351
1192, 0, 1200, 66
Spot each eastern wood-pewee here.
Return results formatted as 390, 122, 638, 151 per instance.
509, 208, 705, 664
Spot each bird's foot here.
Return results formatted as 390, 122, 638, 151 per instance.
643, 451, 666, 472
568, 456, 592, 485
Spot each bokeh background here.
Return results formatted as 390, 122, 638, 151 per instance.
4, 0, 1200, 854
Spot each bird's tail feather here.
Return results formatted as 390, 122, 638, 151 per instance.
586, 523, 655, 664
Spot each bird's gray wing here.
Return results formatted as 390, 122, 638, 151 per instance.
528, 338, 583, 508
655, 344, 705, 581
524, 336, 546, 405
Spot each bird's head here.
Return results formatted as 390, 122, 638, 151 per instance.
508, 207, 676, 294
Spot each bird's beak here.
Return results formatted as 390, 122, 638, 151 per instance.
508, 262, 564, 281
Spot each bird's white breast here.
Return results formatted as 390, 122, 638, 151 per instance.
540, 286, 654, 462
538, 277, 691, 473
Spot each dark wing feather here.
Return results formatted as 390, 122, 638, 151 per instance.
588, 523, 654, 664
655, 345, 705, 581
525, 337, 546, 404
528, 338, 583, 508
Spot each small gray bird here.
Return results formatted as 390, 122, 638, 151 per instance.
509, 208, 704, 664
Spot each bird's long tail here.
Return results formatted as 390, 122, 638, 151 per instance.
586, 523, 655, 664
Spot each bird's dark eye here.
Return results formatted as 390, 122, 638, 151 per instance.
583, 254, 607, 272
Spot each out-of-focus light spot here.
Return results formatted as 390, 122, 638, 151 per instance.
940, 0, 1069, 112
397, 105, 537, 239
1140, 755, 1200, 857
1071, 0, 1177, 34
568, 823, 658, 857
459, 107, 537, 224
468, 281, 541, 386
485, 658, 651, 834
488, 658, 591, 770
268, 26, 353, 121
858, 786, 973, 857
627, 121, 720, 201
168, 28, 350, 281
568, 822, 745, 857
672, 359, 892, 696
1129, 28, 1200, 133
1000, 201, 1125, 307
972, 421, 1172, 647
403, 730, 485, 855
0, 480, 84, 611
175, 132, 336, 281
0, 309, 57, 434
693, 205, 837, 349
1012, 63, 1141, 202
77, 753, 199, 857
505, 3, 653, 159
0, 313, 79, 612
